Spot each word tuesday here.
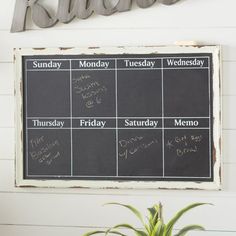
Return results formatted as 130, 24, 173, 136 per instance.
11, 0, 180, 32
124, 59, 155, 68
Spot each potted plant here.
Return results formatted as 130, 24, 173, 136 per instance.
83, 202, 210, 236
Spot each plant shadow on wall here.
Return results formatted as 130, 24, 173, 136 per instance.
83, 202, 211, 236
11, 0, 183, 32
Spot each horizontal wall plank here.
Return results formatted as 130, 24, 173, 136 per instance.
0, 225, 87, 236
0, 96, 14, 127
223, 62, 236, 95
0, 61, 234, 95
223, 130, 236, 164
0, 160, 235, 193
223, 96, 235, 129
222, 163, 236, 192
0, 128, 14, 159
2, 0, 236, 31
0, 63, 13, 95
0, 189, 235, 231
1, 28, 236, 62
0, 225, 235, 236
0, 0, 14, 30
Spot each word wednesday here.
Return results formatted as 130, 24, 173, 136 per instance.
167, 58, 205, 67
11, 0, 181, 32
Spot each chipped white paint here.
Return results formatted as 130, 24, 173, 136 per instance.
15, 45, 222, 190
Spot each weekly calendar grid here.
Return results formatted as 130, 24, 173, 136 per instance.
23, 54, 213, 180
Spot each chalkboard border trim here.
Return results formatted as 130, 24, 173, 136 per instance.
14, 45, 222, 190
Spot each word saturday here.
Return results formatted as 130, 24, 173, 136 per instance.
125, 119, 159, 128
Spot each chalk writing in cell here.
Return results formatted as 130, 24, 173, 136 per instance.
166, 134, 204, 158
29, 137, 60, 166
119, 135, 159, 160
73, 74, 108, 109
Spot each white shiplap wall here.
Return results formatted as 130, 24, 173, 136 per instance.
0, 0, 236, 235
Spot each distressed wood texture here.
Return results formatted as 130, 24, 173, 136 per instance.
0, 0, 236, 234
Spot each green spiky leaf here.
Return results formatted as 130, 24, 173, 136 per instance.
106, 203, 149, 232
110, 223, 148, 236
106, 203, 145, 225
151, 219, 165, 236
147, 206, 157, 233
105, 230, 127, 236
164, 203, 209, 236
82, 230, 107, 236
83, 229, 128, 236
84, 202, 210, 236
147, 207, 156, 219
174, 225, 205, 236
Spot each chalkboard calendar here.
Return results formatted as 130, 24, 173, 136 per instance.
15, 46, 222, 189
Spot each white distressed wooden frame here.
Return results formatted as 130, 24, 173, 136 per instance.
15, 45, 222, 189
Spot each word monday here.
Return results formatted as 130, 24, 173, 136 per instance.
11, 0, 180, 32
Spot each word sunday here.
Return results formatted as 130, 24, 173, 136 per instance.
11, 0, 181, 32
32, 61, 62, 70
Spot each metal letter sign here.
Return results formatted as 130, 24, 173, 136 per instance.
11, 0, 181, 32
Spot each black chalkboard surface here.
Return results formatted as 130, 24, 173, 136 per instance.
15, 46, 222, 189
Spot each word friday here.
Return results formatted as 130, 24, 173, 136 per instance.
11, 0, 181, 32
